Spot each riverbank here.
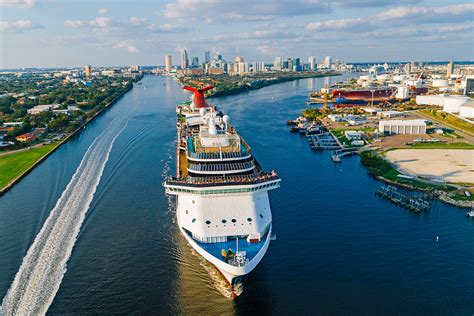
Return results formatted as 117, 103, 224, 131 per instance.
179, 71, 341, 99
359, 150, 473, 208
0, 80, 136, 195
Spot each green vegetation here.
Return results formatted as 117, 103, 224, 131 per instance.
179, 71, 340, 98
0, 143, 57, 189
419, 109, 474, 135
359, 150, 456, 191
331, 129, 352, 147
409, 142, 474, 149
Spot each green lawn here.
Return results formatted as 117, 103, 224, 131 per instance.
419, 110, 474, 135
0, 143, 57, 190
409, 142, 474, 149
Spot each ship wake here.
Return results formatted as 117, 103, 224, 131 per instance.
1, 117, 128, 315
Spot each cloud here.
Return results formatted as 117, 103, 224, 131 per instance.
0, 0, 36, 8
307, 18, 365, 31
375, 3, 474, 23
334, 0, 421, 8
98, 7, 108, 14
113, 40, 139, 53
0, 19, 42, 32
162, 0, 332, 23
64, 20, 84, 28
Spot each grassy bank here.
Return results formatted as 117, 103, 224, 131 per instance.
0, 143, 57, 189
359, 150, 455, 191
409, 142, 474, 149
419, 109, 474, 135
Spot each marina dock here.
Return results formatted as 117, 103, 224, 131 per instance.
375, 185, 433, 213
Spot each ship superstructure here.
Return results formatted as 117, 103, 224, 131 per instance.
164, 85, 280, 294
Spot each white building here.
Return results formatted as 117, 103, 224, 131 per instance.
344, 131, 363, 140
308, 56, 317, 71
379, 119, 426, 135
323, 56, 332, 69
181, 49, 189, 69
27, 104, 60, 115
252, 62, 265, 73
273, 57, 283, 70
459, 101, 474, 119
377, 110, 405, 118
416, 94, 471, 113
236, 62, 250, 75
165, 55, 172, 72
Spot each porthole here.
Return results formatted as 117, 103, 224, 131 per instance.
192, 218, 196, 223
259, 214, 263, 218
222, 219, 227, 224
205, 220, 211, 225
231, 219, 236, 223
247, 218, 252, 222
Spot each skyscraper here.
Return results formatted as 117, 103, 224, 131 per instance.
191, 57, 199, 68
165, 55, 172, 73
447, 61, 454, 78
181, 49, 189, 69
308, 56, 317, 71
204, 51, 211, 63
323, 56, 332, 69
273, 57, 283, 69
84, 65, 91, 78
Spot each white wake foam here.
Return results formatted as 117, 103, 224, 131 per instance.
1, 117, 128, 315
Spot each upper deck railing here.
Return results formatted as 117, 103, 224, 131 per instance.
165, 171, 280, 187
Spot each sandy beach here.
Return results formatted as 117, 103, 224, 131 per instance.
386, 149, 474, 184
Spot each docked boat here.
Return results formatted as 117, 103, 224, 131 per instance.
467, 208, 474, 218
164, 85, 280, 296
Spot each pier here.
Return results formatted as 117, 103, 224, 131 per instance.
375, 185, 433, 213
307, 133, 341, 150
331, 148, 358, 162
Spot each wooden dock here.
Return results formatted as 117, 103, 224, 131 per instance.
375, 185, 433, 213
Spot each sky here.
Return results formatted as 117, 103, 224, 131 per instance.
0, 0, 473, 68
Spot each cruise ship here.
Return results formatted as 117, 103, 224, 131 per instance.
164, 85, 280, 296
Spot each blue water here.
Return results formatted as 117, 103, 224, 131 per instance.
0, 75, 473, 315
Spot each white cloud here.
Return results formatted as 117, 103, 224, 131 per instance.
113, 40, 139, 53
306, 18, 365, 31
64, 20, 84, 28
375, 3, 474, 22
0, 0, 36, 8
98, 7, 108, 14
89, 16, 113, 28
0, 19, 42, 32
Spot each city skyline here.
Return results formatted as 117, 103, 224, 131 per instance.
1, 0, 473, 68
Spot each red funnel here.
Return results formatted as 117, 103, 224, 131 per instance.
183, 85, 213, 108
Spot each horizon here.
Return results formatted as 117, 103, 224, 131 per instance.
1, 0, 473, 68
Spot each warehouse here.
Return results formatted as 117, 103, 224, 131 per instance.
379, 119, 427, 135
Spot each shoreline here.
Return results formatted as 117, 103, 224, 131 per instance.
359, 150, 472, 209
0, 78, 138, 196
180, 71, 342, 99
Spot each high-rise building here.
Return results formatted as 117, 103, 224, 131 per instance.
215, 52, 222, 61
447, 61, 454, 78
287, 58, 293, 71
236, 62, 249, 74
273, 57, 283, 69
204, 51, 211, 63
308, 56, 317, 71
85, 65, 92, 78
191, 56, 199, 68
252, 62, 265, 73
293, 58, 302, 71
165, 55, 172, 73
181, 49, 189, 69
323, 56, 332, 69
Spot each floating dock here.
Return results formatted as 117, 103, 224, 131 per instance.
375, 185, 433, 213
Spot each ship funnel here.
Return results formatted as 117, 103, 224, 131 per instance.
183, 85, 214, 108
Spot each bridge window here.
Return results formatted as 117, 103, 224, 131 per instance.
231, 219, 237, 223
205, 220, 211, 225
192, 218, 196, 223
222, 219, 227, 224
259, 214, 263, 218
247, 218, 252, 222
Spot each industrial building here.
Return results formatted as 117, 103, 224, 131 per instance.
416, 94, 471, 113
459, 101, 474, 119
379, 119, 426, 135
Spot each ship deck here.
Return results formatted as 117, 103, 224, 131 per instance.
185, 230, 269, 265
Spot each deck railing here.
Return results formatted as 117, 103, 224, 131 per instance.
165, 171, 279, 187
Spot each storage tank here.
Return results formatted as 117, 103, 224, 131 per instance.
393, 75, 406, 82
443, 95, 470, 113
432, 79, 449, 87
459, 101, 474, 118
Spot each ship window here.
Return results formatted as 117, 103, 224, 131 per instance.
185, 210, 188, 214
231, 219, 236, 223
247, 218, 252, 222
259, 214, 263, 218
222, 219, 227, 224
192, 218, 196, 223
192, 200, 195, 204
205, 220, 211, 225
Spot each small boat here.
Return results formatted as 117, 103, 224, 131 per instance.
332, 155, 341, 163
289, 126, 300, 133
467, 208, 474, 218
